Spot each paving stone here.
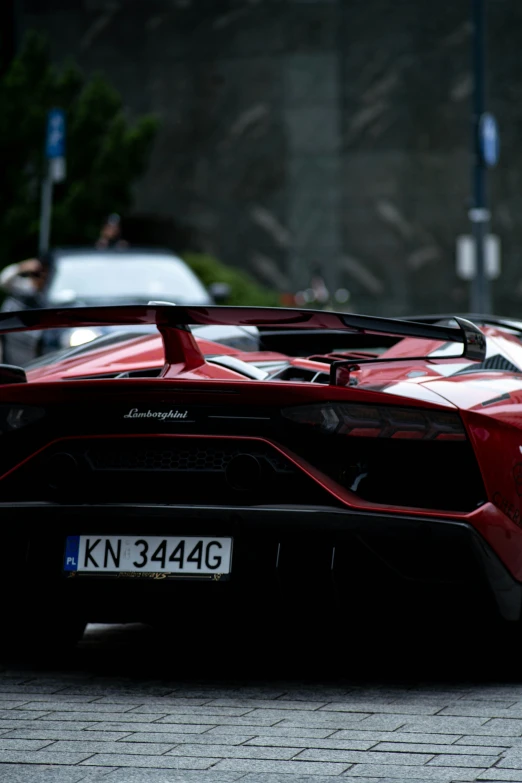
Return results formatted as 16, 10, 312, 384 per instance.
332, 778, 383, 783
477, 771, 522, 781
0, 737, 54, 750
122, 732, 255, 745
95, 697, 211, 707
239, 775, 378, 783
245, 708, 371, 724
2, 729, 132, 741
396, 693, 470, 702
341, 779, 450, 783
48, 740, 178, 754
0, 749, 95, 764
207, 725, 336, 738
463, 688, 522, 700
354, 716, 408, 731
274, 715, 374, 731
210, 758, 351, 775
166, 743, 303, 759
84, 722, 211, 734
19, 702, 140, 713
319, 702, 443, 715
477, 719, 522, 735
295, 748, 433, 764
0, 685, 67, 694
175, 689, 288, 700
27, 721, 96, 731
206, 699, 327, 710
0, 701, 32, 708
0, 710, 51, 720
39, 712, 169, 723
341, 778, 428, 783
374, 741, 505, 755
277, 689, 353, 701
438, 705, 517, 718
330, 730, 462, 744
341, 763, 489, 779
501, 707, 522, 719
456, 734, 521, 747
170, 689, 280, 700
245, 736, 376, 751
398, 717, 489, 733
463, 701, 519, 711
497, 749, 522, 767
155, 715, 279, 727
129, 705, 253, 716
61, 687, 175, 698
101, 770, 244, 782
427, 753, 498, 767
0, 720, 43, 731
80, 754, 219, 769
6, 694, 99, 704
0, 768, 108, 783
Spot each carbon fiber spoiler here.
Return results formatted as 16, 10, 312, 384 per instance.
0, 304, 486, 368
403, 313, 522, 333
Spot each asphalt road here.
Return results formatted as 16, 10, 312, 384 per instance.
0, 622, 521, 783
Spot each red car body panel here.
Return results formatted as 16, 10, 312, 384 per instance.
28, 334, 289, 382
10, 374, 522, 580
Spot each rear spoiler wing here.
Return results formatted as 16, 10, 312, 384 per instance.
0, 304, 486, 382
403, 313, 522, 334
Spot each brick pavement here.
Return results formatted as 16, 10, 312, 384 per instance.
0, 624, 520, 782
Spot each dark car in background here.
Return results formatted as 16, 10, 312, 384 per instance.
0, 247, 230, 366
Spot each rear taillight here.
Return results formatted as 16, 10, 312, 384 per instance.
281, 403, 466, 441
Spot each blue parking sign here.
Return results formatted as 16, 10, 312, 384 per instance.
479, 113, 499, 167
45, 108, 66, 159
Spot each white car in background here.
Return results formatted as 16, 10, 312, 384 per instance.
0, 247, 239, 366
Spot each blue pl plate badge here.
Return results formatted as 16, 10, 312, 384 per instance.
64, 535, 80, 571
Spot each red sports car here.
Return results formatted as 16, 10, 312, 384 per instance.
1, 304, 521, 653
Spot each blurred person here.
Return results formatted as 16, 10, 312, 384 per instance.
0, 254, 49, 300
310, 274, 330, 306
95, 213, 129, 249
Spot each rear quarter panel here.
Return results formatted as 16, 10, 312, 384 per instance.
461, 393, 522, 579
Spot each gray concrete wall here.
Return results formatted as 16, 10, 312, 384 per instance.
21, 0, 522, 316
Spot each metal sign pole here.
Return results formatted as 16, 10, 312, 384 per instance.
38, 108, 66, 257
470, 0, 490, 314
469, 0, 499, 314
38, 162, 53, 256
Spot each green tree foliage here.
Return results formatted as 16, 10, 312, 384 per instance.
0, 31, 158, 265
183, 252, 280, 306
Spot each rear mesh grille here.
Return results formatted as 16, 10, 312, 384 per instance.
86, 444, 294, 473
1, 437, 329, 507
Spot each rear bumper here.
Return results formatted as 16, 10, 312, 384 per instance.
3, 503, 521, 623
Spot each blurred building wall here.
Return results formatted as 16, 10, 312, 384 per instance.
20, 0, 522, 316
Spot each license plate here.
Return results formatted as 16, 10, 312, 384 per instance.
64, 535, 233, 577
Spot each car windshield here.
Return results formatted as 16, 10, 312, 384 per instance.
46, 253, 211, 305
